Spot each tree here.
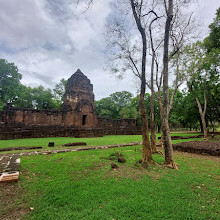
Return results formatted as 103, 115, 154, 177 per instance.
130, 0, 155, 167
13, 85, 35, 109
161, 0, 179, 169
95, 91, 134, 119
183, 42, 208, 138
53, 78, 67, 108
182, 39, 219, 139
148, 10, 161, 152
87, 0, 195, 168
0, 59, 22, 109
203, 7, 220, 132
95, 97, 119, 119
13, 85, 60, 110
204, 7, 220, 52
30, 86, 59, 110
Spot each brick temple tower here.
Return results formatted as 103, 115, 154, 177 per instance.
62, 69, 97, 127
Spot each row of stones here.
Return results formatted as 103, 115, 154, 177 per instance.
7, 141, 142, 157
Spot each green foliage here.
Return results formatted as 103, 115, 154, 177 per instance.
181, 11, 220, 130
0, 59, 22, 109
0, 59, 65, 110
95, 91, 134, 119
95, 97, 119, 119
204, 7, 220, 51
109, 91, 133, 109
203, 7, 220, 127
13, 85, 35, 109
53, 78, 67, 107
30, 86, 59, 110
12, 85, 60, 110
95, 88, 207, 130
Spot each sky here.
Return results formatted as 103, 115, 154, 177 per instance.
0, 0, 219, 100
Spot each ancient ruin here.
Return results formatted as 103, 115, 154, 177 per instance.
0, 69, 141, 140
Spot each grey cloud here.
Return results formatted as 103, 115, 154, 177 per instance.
22, 70, 54, 86
0, 0, 66, 50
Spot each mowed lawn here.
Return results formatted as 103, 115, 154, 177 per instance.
0, 135, 143, 149
0, 134, 219, 219
0, 132, 203, 153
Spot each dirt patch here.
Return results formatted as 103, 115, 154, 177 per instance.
104, 163, 165, 181
0, 182, 29, 220
173, 150, 220, 163
71, 162, 109, 181
173, 141, 220, 156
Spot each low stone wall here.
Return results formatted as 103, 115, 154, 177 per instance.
173, 141, 220, 156
97, 117, 141, 136
0, 125, 141, 140
0, 125, 104, 140
98, 117, 138, 129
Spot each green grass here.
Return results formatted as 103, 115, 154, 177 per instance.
0, 133, 218, 220
0, 132, 204, 155
0, 135, 143, 148
15, 144, 219, 220
0, 135, 143, 154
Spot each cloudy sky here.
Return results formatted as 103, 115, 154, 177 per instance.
0, 0, 219, 100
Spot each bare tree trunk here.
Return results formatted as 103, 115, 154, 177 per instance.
162, 0, 178, 169
140, 93, 152, 166
149, 15, 159, 153
157, 88, 164, 146
188, 81, 208, 139
195, 96, 208, 139
155, 55, 164, 146
131, 0, 154, 167
150, 56, 156, 152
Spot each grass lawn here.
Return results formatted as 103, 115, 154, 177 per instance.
0, 132, 204, 155
0, 134, 219, 219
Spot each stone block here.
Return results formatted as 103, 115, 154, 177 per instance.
0, 171, 19, 182
48, 142, 55, 147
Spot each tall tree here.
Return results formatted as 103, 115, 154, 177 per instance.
130, 0, 155, 167
0, 59, 22, 109
53, 78, 67, 108
182, 39, 219, 139
203, 7, 220, 132
148, 11, 161, 152
204, 7, 220, 52
161, 0, 178, 169
95, 91, 134, 119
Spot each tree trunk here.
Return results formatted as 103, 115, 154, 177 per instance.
150, 56, 156, 152
161, 0, 178, 169
140, 93, 152, 165
131, 0, 154, 167
195, 97, 208, 139
157, 88, 164, 146
199, 118, 204, 132
149, 13, 159, 153
157, 125, 161, 133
